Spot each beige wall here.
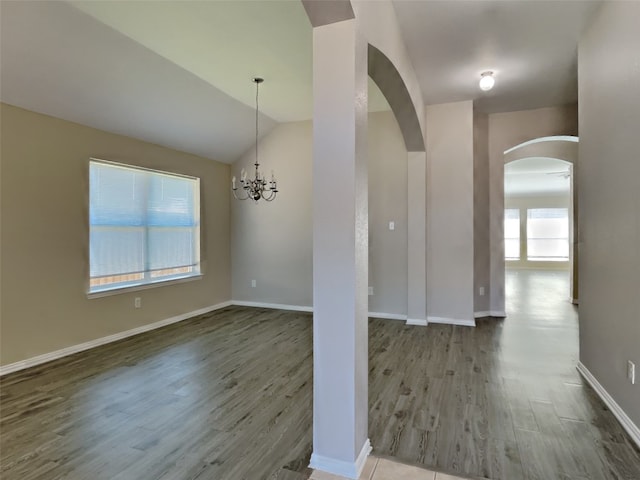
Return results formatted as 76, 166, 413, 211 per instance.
426, 101, 475, 323
473, 111, 490, 313
0, 103, 231, 366
231, 120, 313, 307
231, 110, 408, 316
368, 112, 408, 314
578, 1, 640, 426
487, 104, 578, 314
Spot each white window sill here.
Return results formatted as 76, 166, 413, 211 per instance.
87, 274, 203, 299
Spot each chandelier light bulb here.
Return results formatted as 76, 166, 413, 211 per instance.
479, 71, 495, 91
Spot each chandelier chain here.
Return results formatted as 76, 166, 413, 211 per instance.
255, 79, 259, 169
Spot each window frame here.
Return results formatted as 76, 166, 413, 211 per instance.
526, 207, 570, 262
87, 158, 202, 298
504, 208, 521, 261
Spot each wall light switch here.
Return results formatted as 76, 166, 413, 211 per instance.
389, 221, 395, 231
134, 297, 141, 309
368, 286, 374, 296
251, 279, 257, 288
628, 361, 636, 384
479, 287, 485, 296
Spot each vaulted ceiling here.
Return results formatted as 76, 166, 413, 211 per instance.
0, 0, 601, 163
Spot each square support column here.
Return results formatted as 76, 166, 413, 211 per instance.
425, 101, 475, 325
309, 19, 371, 479
407, 151, 427, 325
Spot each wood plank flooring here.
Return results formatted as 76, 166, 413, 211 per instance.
1, 270, 639, 479
368, 270, 640, 480
1, 308, 314, 480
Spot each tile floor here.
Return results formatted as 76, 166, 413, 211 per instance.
310, 456, 476, 480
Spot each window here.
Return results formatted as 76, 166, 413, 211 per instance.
89, 159, 200, 294
526, 208, 569, 261
504, 209, 520, 260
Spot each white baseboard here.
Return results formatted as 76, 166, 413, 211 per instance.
231, 300, 313, 313
354, 439, 373, 478
428, 316, 476, 327
231, 301, 408, 322
369, 312, 406, 321
406, 318, 428, 326
0, 301, 232, 377
0, 300, 409, 376
476, 311, 507, 319
577, 362, 640, 448
310, 438, 372, 479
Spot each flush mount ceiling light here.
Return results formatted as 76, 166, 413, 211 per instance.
479, 71, 495, 91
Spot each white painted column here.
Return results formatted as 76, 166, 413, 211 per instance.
570, 163, 579, 304
488, 152, 506, 317
425, 101, 475, 325
310, 19, 371, 479
407, 151, 427, 325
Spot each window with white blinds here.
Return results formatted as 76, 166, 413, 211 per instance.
526, 208, 569, 261
89, 160, 201, 294
504, 209, 521, 260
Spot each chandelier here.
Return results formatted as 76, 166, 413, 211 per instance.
232, 77, 278, 202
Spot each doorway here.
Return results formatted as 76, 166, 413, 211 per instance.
502, 136, 579, 307
504, 156, 573, 309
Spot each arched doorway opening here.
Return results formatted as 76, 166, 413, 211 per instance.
504, 157, 574, 317
503, 136, 579, 306
505, 158, 572, 266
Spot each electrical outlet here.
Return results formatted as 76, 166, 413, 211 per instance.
368, 286, 374, 296
628, 361, 636, 385
389, 221, 395, 231
479, 287, 485, 296
134, 297, 141, 309
251, 279, 256, 288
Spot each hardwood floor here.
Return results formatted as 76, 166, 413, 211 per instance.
369, 270, 640, 479
1, 308, 315, 480
1, 270, 639, 479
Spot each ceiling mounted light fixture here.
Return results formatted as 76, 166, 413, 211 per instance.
479, 71, 495, 91
232, 77, 278, 202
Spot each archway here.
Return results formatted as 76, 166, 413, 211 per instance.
503, 136, 579, 304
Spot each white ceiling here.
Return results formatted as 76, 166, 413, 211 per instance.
1, 0, 601, 162
505, 157, 571, 197
392, 0, 601, 113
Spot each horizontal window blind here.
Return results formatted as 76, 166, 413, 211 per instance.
527, 208, 569, 261
504, 208, 520, 260
89, 160, 200, 293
